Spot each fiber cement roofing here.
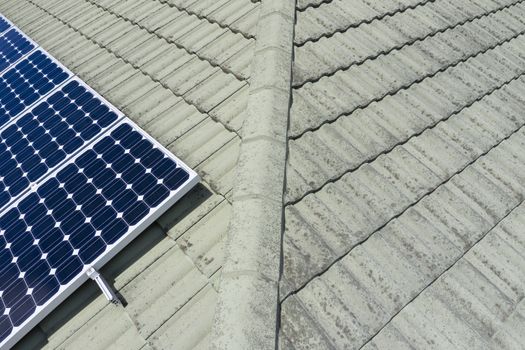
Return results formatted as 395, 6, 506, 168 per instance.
1, 0, 525, 349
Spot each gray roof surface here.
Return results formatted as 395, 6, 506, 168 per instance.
1, 0, 525, 349
281, 0, 525, 348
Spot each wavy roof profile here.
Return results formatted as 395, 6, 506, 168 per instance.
1, 0, 525, 349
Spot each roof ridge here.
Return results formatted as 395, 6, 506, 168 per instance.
210, 1, 296, 349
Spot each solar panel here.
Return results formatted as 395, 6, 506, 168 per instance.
0, 16, 199, 349
0, 29, 35, 73
0, 77, 118, 211
0, 50, 71, 128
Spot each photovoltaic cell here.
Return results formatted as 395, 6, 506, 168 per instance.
0, 17, 10, 34
0, 50, 70, 128
0, 122, 192, 343
0, 29, 34, 73
0, 78, 118, 210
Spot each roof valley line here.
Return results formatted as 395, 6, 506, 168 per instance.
211, 0, 296, 349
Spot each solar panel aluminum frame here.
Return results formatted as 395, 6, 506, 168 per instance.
0, 119, 199, 349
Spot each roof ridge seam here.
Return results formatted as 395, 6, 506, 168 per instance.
210, 1, 296, 349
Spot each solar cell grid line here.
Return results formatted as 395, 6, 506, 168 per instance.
0, 28, 35, 74
0, 77, 120, 212
0, 120, 198, 348
0, 49, 71, 129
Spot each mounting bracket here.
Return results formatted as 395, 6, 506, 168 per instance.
86, 267, 121, 305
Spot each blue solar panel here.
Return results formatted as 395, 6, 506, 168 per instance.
0, 29, 34, 73
0, 50, 70, 128
0, 121, 195, 344
0, 78, 118, 210
0, 16, 10, 35
0, 15, 199, 349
